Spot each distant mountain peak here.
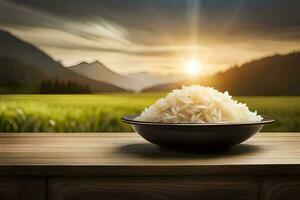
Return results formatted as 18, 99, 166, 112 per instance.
69, 61, 141, 91
80, 61, 89, 65
90, 60, 108, 67
92, 60, 102, 64
69, 60, 178, 92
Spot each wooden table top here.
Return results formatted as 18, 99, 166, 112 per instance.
0, 132, 300, 176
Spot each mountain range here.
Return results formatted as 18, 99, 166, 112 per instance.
69, 62, 177, 92
0, 29, 173, 93
0, 29, 124, 93
144, 52, 300, 95
0, 28, 299, 95
69, 61, 141, 92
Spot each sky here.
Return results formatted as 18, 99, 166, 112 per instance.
0, 0, 300, 75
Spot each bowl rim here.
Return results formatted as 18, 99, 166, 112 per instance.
121, 114, 275, 126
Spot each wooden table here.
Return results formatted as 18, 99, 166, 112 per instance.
0, 132, 300, 200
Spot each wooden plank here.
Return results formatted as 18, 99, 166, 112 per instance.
0, 133, 299, 176
21, 178, 46, 200
48, 177, 257, 200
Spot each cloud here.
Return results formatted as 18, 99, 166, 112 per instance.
5, 0, 300, 44
37, 42, 177, 57
1, 0, 300, 54
0, 0, 132, 45
1, 0, 300, 74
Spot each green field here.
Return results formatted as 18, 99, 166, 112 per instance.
0, 94, 299, 132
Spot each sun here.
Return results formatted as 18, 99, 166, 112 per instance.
184, 59, 202, 76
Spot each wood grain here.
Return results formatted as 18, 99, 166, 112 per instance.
21, 178, 45, 200
48, 177, 257, 200
0, 133, 299, 176
261, 177, 300, 200
0, 178, 20, 200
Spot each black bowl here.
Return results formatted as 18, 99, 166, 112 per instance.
121, 114, 274, 150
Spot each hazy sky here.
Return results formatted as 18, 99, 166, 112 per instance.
1, 0, 300, 74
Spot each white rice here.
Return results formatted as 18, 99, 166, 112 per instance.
136, 85, 262, 123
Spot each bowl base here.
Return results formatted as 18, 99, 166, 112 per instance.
158, 144, 232, 153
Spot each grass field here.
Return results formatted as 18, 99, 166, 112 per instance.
0, 94, 299, 132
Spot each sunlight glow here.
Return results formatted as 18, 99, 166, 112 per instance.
184, 59, 202, 76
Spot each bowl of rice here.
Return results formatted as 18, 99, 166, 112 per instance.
122, 85, 274, 150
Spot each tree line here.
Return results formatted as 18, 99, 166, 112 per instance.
40, 80, 91, 94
